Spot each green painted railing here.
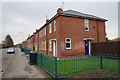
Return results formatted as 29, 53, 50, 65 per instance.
57, 54, 119, 78
21, 47, 30, 55
36, 52, 56, 78
36, 53, 119, 78
21, 47, 120, 78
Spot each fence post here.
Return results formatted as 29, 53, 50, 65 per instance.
55, 57, 57, 78
118, 55, 120, 78
41, 53, 43, 67
100, 53, 102, 69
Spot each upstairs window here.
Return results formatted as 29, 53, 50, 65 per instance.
49, 40, 52, 51
66, 38, 71, 49
39, 31, 41, 38
84, 19, 89, 31
54, 20, 56, 32
45, 27, 46, 35
49, 23, 52, 34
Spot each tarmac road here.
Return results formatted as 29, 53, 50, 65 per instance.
2, 48, 50, 78
1, 48, 15, 76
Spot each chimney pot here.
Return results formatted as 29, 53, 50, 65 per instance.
36, 29, 39, 32
57, 8, 63, 13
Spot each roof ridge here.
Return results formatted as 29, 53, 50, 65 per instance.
62, 9, 107, 21
64, 9, 96, 16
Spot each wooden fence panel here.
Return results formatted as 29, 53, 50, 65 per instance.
91, 41, 120, 55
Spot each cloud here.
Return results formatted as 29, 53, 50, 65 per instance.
2, 2, 118, 44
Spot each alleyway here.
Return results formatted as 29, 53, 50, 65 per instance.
2, 48, 50, 78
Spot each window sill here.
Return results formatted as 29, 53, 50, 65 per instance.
85, 30, 89, 31
65, 48, 72, 50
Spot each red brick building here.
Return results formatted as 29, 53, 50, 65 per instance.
28, 33, 35, 51
23, 8, 107, 57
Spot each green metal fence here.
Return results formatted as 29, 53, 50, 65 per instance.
21, 48, 119, 78
36, 52, 56, 77
22, 47, 30, 55
36, 53, 119, 78
57, 56, 101, 78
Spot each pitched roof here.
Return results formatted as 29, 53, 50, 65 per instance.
38, 9, 108, 32
60, 10, 108, 21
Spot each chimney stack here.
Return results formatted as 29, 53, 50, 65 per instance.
46, 19, 49, 23
36, 29, 39, 32
57, 8, 63, 13
33, 32, 36, 35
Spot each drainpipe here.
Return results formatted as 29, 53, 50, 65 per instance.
96, 20, 99, 42
38, 33, 39, 52
46, 19, 49, 55
46, 27, 48, 55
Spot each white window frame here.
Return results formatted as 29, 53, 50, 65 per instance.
45, 41, 46, 50
49, 23, 52, 34
39, 31, 41, 38
84, 19, 89, 31
42, 41, 44, 50
89, 41, 90, 55
45, 27, 46, 35
65, 38, 71, 49
54, 20, 56, 32
49, 40, 52, 51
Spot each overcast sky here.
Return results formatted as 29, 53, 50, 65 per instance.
1, 1, 119, 44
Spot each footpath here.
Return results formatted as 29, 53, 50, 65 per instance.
2, 48, 50, 78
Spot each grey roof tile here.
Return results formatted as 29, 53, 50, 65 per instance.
60, 10, 107, 21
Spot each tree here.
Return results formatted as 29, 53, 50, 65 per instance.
5, 34, 14, 47
111, 37, 120, 41
1, 40, 6, 48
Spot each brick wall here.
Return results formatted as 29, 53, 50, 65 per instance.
58, 16, 106, 57
22, 14, 106, 58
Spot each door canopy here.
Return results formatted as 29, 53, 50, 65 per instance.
83, 38, 94, 41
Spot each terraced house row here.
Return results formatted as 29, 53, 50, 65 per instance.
22, 8, 108, 57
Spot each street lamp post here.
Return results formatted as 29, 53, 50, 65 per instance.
19, 32, 24, 43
